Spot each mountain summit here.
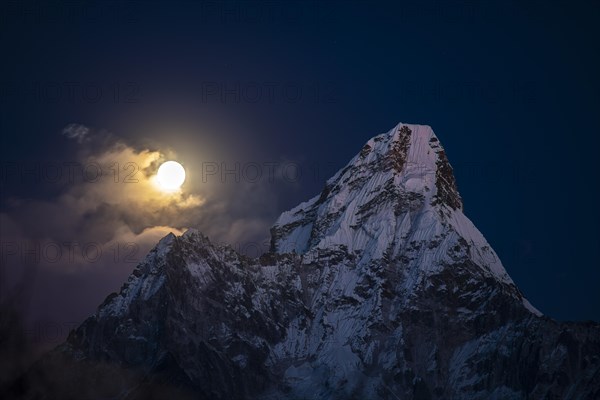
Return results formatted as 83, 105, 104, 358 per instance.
13, 123, 600, 400
271, 123, 537, 313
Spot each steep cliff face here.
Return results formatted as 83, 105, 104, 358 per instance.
12, 123, 600, 400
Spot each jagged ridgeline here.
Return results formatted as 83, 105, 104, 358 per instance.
9, 123, 600, 400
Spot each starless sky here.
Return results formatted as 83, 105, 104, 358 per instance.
1, 0, 599, 349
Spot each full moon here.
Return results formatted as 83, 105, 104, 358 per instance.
156, 161, 186, 192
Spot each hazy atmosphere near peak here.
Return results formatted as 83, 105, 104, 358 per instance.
1, 0, 599, 363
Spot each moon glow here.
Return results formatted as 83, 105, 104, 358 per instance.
156, 161, 186, 192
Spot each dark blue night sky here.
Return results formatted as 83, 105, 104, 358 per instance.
1, 0, 599, 330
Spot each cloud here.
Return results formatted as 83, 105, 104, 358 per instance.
2, 125, 206, 278
61, 123, 91, 144
0, 123, 298, 358
2, 123, 284, 278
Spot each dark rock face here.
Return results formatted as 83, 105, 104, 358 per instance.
8, 123, 600, 400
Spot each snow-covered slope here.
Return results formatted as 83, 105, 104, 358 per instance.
271, 123, 538, 314
14, 123, 600, 400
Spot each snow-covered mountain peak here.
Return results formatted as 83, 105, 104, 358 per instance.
318, 122, 461, 209
270, 123, 534, 307
271, 123, 461, 254
156, 231, 176, 253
